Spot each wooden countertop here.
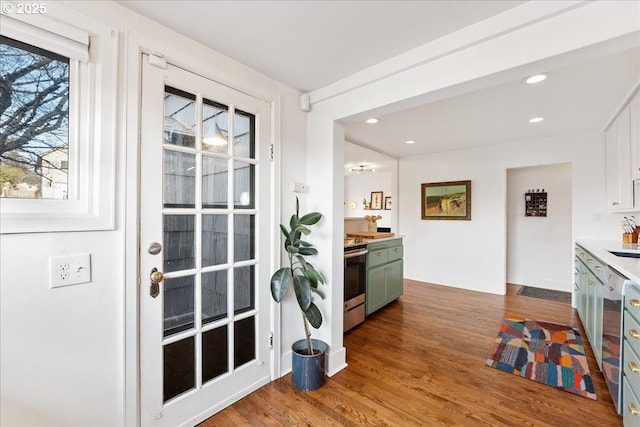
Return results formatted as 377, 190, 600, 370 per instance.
346, 232, 395, 239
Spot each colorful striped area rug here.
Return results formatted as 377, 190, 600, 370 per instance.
486, 314, 596, 400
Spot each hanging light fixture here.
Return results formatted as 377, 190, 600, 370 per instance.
350, 165, 374, 173
203, 123, 228, 146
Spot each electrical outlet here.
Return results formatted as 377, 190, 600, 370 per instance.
50, 254, 91, 288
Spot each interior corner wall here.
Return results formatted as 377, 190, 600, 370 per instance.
398, 131, 621, 296
506, 163, 573, 291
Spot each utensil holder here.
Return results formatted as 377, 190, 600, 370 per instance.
623, 232, 638, 243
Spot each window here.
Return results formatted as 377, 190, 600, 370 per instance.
0, 5, 117, 233
0, 36, 70, 200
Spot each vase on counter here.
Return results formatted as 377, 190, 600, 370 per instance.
368, 222, 377, 232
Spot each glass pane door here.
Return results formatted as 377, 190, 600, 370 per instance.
140, 58, 271, 426
161, 85, 259, 403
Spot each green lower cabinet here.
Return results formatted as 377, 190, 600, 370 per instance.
387, 260, 403, 301
366, 265, 387, 314
365, 238, 403, 315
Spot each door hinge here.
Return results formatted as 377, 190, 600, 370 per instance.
268, 332, 274, 348
269, 144, 274, 161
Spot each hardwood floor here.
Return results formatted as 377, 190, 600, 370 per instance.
201, 280, 622, 426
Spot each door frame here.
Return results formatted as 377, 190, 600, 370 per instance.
124, 33, 282, 426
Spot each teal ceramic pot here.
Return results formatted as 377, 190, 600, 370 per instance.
291, 339, 327, 391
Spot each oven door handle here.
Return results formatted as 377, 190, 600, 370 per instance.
344, 249, 368, 259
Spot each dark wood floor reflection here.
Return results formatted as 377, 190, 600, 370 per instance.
201, 280, 622, 426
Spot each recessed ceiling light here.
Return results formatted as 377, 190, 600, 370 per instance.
366, 118, 379, 124
524, 74, 547, 84
529, 117, 544, 123
405, 140, 416, 144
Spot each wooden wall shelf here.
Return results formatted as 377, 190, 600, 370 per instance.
525, 191, 547, 217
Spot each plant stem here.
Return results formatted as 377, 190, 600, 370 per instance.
302, 311, 313, 354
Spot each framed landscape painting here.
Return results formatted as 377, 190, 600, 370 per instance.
421, 180, 471, 220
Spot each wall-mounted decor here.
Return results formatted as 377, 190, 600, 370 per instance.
370, 191, 383, 210
525, 189, 547, 217
421, 180, 471, 220
384, 196, 392, 210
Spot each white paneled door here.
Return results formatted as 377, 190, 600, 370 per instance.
140, 56, 272, 426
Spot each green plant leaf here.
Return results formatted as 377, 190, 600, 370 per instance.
289, 213, 298, 231
311, 287, 325, 299
298, 247, 318, 256
293, 275, 311, 311
279, 224, 291, 240
270, 267, 292, 302
305, 267, 324, 286
305, 303, 323, 329
298, 240, 312, 247
295, 255, 307, 270
299, 212, 322, 226
286, 245, 299, 255
294, 224, 311, 235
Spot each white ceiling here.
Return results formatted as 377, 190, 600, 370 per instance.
117, 1, 640, 165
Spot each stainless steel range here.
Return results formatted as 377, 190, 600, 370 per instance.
344, 243, 367, 332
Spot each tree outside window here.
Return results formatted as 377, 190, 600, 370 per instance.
0, 36, 70, 199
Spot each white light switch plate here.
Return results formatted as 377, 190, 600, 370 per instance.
49, 253, 91, 288
292, 182, 307, 193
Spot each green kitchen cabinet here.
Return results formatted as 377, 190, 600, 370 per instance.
366, 238, 403, 315
575, 243, 605, 368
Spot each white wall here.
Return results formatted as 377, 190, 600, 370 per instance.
506, 163, 573, 291
0, 2, 307, 425
398, 131, 625, 295
0, 232, 124, 425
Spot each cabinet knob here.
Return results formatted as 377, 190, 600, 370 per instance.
594, 266, 602, 271
630, 329, 640, 339
587, 259, 593, 263
629, 403, 640, 417
612, 202, 620, 206
631, 299, 640, 308
629, 362, 640, 374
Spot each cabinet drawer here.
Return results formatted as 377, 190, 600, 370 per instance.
626, 284, 640, 325
625, 310, 640, 359
367, 248, 389, 268
584, 254, 606, 283
388, 245, 403, 262
624, 340, 640, 396
576, 245, 588, 264
623, 376, 640, 426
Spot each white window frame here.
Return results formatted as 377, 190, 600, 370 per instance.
0, 1, 117, 233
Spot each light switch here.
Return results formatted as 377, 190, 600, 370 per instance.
49, 253, 91, 288
292, 182, 307, 193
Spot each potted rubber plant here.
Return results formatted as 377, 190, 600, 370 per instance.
270, 197, 327, 390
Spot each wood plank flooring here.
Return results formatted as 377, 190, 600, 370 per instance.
201, 280, 622, 426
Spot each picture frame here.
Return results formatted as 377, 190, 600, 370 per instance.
384, 196, 392, 210
421, 180, 471, 220
370, 191, 383, 210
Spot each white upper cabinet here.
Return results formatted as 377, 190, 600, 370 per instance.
606, 88, 638, 211
630, 91, 640, 182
